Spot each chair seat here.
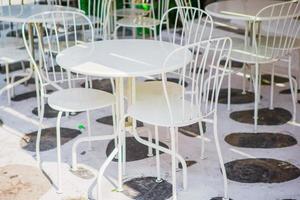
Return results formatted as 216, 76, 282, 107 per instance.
229, 37, 277, 64
0, 48, 29, 65
117, 16, 160, 28
48, 88, 115, 112
128, 94, 201, 127
129, 81, 183, 101
116, 8, 149, 17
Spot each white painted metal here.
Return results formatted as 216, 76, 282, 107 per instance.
56, 38, 193, 199
22, 11, 116, 194
126, 37, 232, 199
225, 0, 300, 131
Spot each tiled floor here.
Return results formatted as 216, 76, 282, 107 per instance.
1, 56, 300, 200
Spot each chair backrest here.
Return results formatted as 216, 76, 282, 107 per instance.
22, 11, 94, 94
253, 0, 300, 58
77, 0, 115, 39
160, 6, 213, 46
174, 0, 200, 8
161, 37, 232, 124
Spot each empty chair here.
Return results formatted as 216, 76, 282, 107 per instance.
226, 0, 300, 131
22, 10, 116, 193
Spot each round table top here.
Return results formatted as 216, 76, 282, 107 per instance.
0, 4, 79, 23
205, 0, 284, 21
56, 39, 193, 78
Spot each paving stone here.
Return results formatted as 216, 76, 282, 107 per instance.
0, 61, 30, 74
230, 107, 292, 125
225, 132, 297, 148
96, 115, 144, 127
210, 88, 257, 104
11, 90, 53, 102
178, 160, 197, 169
20, 127, 81, 152
280, 89, 300, 94
70, 167, 94, 179
106, 137, 168, 162
145, 78, 189, 88
179, 122, 206, 137
123, 177, 172, 200
32, 103, 80, 118
225, 158, 300, 183
81, 79, 113, 94
0, 164, 51, 200
220, 60, 243, 68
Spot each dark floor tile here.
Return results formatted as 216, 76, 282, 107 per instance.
179, 122, 206, 137
178, 160, 197, 169
4, 76, 35, 85
210, 197, 233, 200
220, 60, 243, 68
0, 118, 3, 126
11, 90, 53, 101
106, 137, 168, 162
260, 74, 290, 85
225, 132, 297, 148
0, 61, 30, 74
81, 79, 113, 94
20, 127, 81, 152
123, 177, 172, 200
32, 103, 80, 118
225, 158, 300, 183
230, 107, 292, 125
96, 115, 144, 127
280, 89, 300, 94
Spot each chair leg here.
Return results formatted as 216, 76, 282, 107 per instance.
213, 117, 229, 200
198, 121, 205, 160
5, 63, 11, 105
169, 127, 177, 200
269, 64, 275, 110
36, 97, 45, 166
147, 128, 154, 157
154, 126, 162, 182
242, 63, 247, 94
175, 127, 179, 169
56, 111, 63, 194
86, 110, 92, 150
97, 147, 119, 200
253, 63, 259, 132
227, 60, 232, 111
288, 56, 297, 122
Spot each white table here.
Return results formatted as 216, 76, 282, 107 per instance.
56, 39, 193, 194
0, 4, 79, 23
205, 0, 284, 21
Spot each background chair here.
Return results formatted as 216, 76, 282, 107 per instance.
114, 0, 169, 39
226, 0, 300, 131
22, 10, 116, 193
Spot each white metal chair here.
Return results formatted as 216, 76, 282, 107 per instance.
227, 0, 300, 131
0, 0, 32, 105
133, 6, 214, 159
120, 37, 232, 200
116, 0, 149, 17
22, 11, 116, 193
114, 0, 169, 39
